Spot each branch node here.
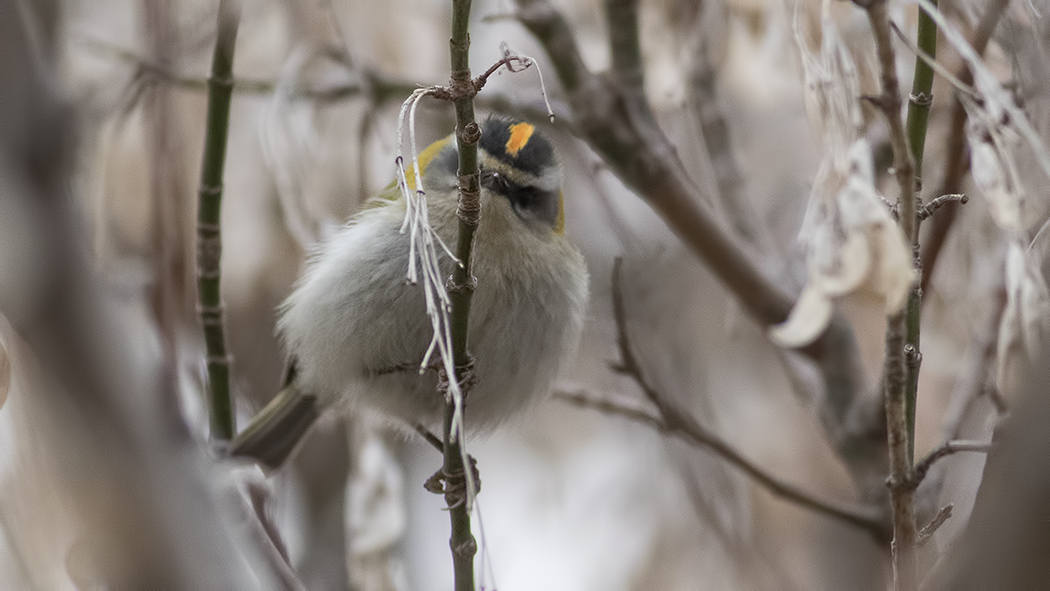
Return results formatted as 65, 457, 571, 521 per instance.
904, 345, 922, 369
448, 68, 476, 101
457, 121, 482, 145
207, 73, 234, 89
452, 536, 478, 558
449, 35, 471, 54
909, 91, 933, 108
445, 274, 477, 295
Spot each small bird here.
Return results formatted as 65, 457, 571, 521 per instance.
231, 116, 589, 470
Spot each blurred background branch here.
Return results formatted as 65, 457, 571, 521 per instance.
0, 0, 269, 586
514, 0, 889, 525
2, 0, 1047, 587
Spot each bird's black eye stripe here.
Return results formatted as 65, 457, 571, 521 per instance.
482, 171, 558, 227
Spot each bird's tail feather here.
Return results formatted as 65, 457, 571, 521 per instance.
229, 385, 320, 471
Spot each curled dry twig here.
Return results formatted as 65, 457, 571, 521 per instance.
917, 504, 953, 546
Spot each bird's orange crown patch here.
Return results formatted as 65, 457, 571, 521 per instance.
504, 122, 535, 157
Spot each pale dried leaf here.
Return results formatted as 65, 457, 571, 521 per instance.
996, 291, 1022, 395
837, 140, 885, 228
969, 138, 1022, 232
869, 221, 915, 314
814, 231, 870, 297
1017, 248, 1050, 356
794, 6, 862, 161
995, 243, 1050, 392
769, 284, 834, 348
786, 19, 917, 338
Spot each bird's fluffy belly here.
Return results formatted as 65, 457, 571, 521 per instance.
277, 205, 588, 431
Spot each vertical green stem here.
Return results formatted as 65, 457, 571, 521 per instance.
903, 0, 938, 462
905, 0, 937, 179
446, 0, 479, 588
197, 0, 240, 441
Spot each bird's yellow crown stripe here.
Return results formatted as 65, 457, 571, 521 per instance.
404, 136, 451, 191
505, 122, 534, 157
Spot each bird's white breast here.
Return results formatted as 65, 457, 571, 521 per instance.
277, 189, 588, 431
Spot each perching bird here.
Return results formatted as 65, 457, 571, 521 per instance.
231, 116, 589, 470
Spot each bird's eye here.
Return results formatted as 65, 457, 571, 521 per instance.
483, 171, 509, 194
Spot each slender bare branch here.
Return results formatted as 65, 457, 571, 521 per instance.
83, 39, 418, 103
554, 388, 664, 430
603, 261, 889, 541
856, 0, 919, 585
912, 440, 992, 486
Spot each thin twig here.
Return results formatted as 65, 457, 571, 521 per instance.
857, 0, 919, 586
917, 504, 953, 546
83, 38, 418, 103
554, 388, 664, 430
197, 0, 241, 441
414, 424, 444, 452
912, 440, 992, 487
605, 260, 889, 541
442, 1, 482, 588
918, 194, 968, 221
472, 53, 534, 91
